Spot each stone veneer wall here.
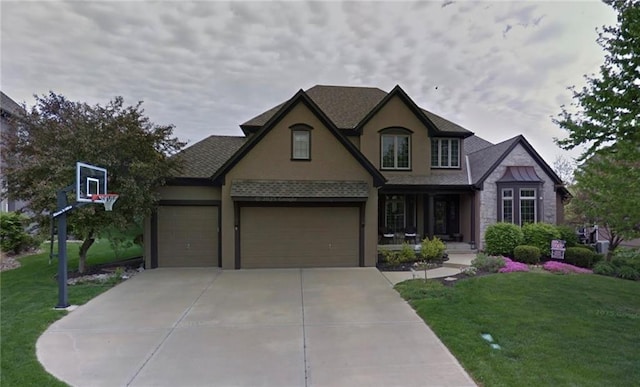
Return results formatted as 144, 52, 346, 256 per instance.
478, 143, 557, 250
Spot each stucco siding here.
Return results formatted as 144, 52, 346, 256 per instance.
360, 95, 432, 176
221, 101, 378, 269
158, 186, 221, 201
478, 143, 557, 250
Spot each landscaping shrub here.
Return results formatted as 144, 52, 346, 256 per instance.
593, 261, 617, 277
0, 212, 31, 254
399, 242, 417, 263
513, 245, 541, 264
611, 248, 640, 271
543, 261, 592, 274
616, 266, 640, 281
522, 223, 561, 256
471, 253, 506, 273
461, 266, 478, 277
564, 246, 597, 269
484, 222, 523, 256
499, 257, 530, 273
420, 237, 446, 261
379, 244, 416, 266
556, 225, 580, 247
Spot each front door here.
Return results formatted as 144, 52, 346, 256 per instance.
434, 196, 459, 237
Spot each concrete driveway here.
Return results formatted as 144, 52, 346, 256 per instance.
37, 268, 475, 386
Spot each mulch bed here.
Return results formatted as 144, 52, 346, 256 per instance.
66, 256, 144, 279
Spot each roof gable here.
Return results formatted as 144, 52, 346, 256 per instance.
356, 85, 462, 137
213, 90, 386, 187
241, 85, 473, 137
469, 135, 564, 187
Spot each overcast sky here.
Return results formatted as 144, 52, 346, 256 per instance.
1, 0, 617, 165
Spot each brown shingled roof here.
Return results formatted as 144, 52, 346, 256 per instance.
175, 135, 246, 178
241, 85, 472, 135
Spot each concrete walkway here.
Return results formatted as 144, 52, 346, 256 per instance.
37, 268, 475, 386
381, 253, 475, 285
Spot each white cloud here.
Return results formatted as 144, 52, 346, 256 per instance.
1, 0, 617, 162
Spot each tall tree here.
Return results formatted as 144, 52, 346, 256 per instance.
554, 0, 640, 248
1, 93, 185, 272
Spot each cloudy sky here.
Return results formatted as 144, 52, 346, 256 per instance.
2, 0, 617, 165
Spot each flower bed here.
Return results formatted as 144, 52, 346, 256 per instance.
499, 257, 530, 273
543, 261, 593, 274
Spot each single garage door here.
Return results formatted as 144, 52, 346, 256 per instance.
240, 206, 359, 268
157, 206, 218, 267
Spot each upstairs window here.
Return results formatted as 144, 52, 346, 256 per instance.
431, 138, 460, 168
290, 124, 312, 160
381, 134, 410, 170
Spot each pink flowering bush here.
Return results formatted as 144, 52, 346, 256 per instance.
499, 257, 530, 273
543, 261, 593, 274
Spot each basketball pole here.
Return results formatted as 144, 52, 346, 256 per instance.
54, 185, 74, 309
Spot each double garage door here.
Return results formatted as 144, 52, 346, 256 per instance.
240, 206, 359, 268
156, 205, 359, 268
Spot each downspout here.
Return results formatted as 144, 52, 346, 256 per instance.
466, 155, 476, 249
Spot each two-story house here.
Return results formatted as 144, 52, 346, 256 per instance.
144, 85, 569, 269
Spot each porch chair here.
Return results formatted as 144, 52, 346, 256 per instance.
404, 227, 418, 244
380, 228, 395, 244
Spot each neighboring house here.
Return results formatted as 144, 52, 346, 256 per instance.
144, 85, 570, 269
0, 92, 26, 213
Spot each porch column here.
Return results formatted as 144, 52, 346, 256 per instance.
470, 192, 476, 249
427, 193, 434, 238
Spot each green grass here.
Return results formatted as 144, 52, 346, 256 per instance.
1, 240, 142, 386
396, 273, 640, 386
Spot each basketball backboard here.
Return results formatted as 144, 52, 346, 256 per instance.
76, 162, 107, 203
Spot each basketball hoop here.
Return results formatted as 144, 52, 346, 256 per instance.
90, 194, 119, 211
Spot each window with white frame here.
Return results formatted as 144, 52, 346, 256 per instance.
520, 188, 537, 225
381, 134, 410, 169
431, 138, 460, 168
291, 128, 311, 160
502, 189, 513, 223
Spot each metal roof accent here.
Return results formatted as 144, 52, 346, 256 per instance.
497, 166, 543, 182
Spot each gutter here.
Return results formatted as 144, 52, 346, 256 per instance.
465, 155, 472, 185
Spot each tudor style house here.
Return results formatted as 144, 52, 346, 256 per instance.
144, 85, 570, 269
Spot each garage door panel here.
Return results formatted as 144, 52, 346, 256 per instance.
157, 206, 218, 267
241, 207, 359, 268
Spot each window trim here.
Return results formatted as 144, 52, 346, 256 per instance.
502, 188, 513, 223
497, 182, 542, 224
519, 188, 537, 226
431, 138, 461, 169
290, 124, 313, 161
380, 134, 411, 170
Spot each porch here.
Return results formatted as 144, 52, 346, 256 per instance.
377, 190, 477, 247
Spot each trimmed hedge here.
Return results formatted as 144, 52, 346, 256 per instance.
484, 222, 523, 257
513, 245, 541, 264
522, 223, 561, 256
564, 247, 597, 269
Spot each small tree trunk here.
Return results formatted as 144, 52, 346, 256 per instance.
78, 233, 95, 274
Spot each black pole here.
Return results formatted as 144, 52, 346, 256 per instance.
56, 189, 69, 309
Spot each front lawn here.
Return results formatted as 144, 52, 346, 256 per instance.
0, 240, 142, 386
396, 273, 640, 386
